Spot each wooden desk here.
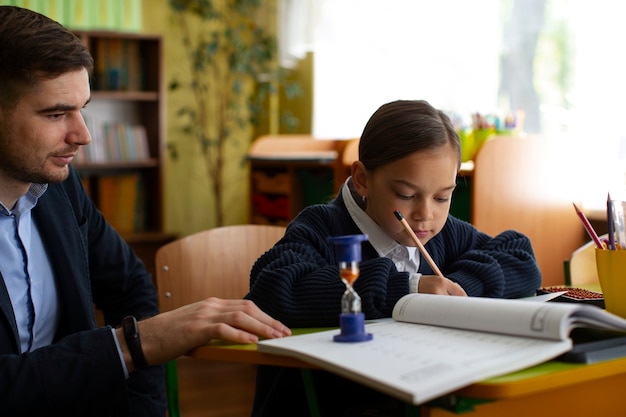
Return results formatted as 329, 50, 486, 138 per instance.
188, 338, 313, 369
437, 356, 626, 416
188, 326, 626, 416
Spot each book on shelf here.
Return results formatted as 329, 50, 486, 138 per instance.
98, 173, 145, 233
258, 293, 626, 406
78, 114, 150, 164
93, 37, 143, 91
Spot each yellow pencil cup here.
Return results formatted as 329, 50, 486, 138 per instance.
472, 128, 495, 158
596, 248, 626, 318
458, 129, 475, 162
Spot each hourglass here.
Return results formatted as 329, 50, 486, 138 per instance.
327, 234, 373, 343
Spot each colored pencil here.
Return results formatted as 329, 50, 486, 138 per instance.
573, 203, 604, 249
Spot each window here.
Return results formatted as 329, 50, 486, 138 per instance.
298, 0, 626, 203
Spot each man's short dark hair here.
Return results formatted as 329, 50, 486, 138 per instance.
0, 6, 94, 109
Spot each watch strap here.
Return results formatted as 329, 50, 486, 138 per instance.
122, 316, 148, 369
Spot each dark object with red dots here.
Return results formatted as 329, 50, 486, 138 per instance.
536, 286, 605, 308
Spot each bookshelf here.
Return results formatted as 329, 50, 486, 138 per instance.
248, 135, 348, 225
72, 30, 175, 279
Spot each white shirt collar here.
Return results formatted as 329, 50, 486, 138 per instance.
342, 177, 419, 264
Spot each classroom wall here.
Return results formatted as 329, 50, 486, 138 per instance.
142, 0, 217, 237
0, 0, 142, 30
142, 0, 313, 237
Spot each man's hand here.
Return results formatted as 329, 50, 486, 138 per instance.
116, 298, 291, 371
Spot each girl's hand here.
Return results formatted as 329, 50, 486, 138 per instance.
418, 275, 467, 296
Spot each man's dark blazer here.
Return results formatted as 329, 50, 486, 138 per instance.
0, 166, 166, 416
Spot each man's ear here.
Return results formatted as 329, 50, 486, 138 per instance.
351, 161, 368, 196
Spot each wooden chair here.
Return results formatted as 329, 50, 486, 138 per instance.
472, 135, 585, 286
155, 224, 286, 417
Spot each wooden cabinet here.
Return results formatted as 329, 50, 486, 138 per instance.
72, 31, 175, 278
248, 135, 348, 225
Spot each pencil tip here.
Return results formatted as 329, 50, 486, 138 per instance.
393, 210, 403, 220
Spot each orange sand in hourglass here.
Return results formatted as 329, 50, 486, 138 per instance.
340, 266, 359, 286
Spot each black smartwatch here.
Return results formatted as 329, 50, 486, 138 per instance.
122, 316, 148, 369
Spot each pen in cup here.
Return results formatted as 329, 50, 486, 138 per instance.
613, 199, 626, 250
607, 193, 616, 250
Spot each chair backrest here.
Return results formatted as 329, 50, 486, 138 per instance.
568, 234, 607, 285
472, 135, 585, 286
156, 224, 286, 311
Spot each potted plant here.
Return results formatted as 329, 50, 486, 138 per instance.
168, 0, 299, 227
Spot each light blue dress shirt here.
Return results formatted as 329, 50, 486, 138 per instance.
0, 184, 60, 353
0, 183, 128, 376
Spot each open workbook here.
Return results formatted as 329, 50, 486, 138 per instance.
258, 293, 626, 406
